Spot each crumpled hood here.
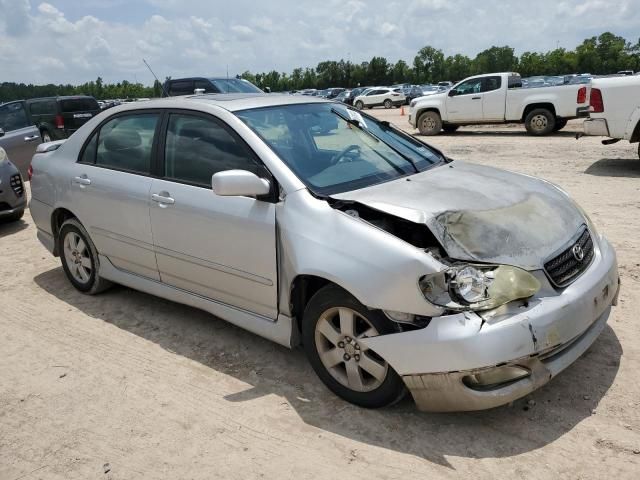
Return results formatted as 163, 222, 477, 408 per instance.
333, 161, 586, 270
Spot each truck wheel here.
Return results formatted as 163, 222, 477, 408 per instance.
553, 118, 568, 132
443, 125, 459, 133
525, 108, 555, 136
41, 130, 52, 142
302, 284, 405, 409
417, 111, 442, 136
355, 100, 364, 110
383, 99, 392, 109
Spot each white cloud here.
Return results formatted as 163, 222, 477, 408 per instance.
0, 0, 638, 85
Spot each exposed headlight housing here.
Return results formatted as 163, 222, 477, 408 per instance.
410, 99, 417, 108
419, 264, 540, 311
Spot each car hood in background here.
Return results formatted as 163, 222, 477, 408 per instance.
332, 161, 585, 270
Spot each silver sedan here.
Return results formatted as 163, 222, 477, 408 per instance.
30, 94, 620, 411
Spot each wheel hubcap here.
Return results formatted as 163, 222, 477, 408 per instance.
314, 307, 388, 392
63, 231, 92, 283
531, 114, 547, 131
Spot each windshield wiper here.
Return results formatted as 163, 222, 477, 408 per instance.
330, 108, 419, 173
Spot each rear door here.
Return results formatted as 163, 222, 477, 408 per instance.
0, 101, 41, 177
445, 78, 484, 122
480, 76, 505, 121
69, 111, 161, 280
148, 111, 278, 319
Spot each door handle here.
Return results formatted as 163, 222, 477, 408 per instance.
151, 193, 175, 205
471, 96, 481, 100
72, 175, 91, 186
24, 135, 39, 142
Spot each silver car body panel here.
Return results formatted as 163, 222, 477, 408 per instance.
0, 155, 27, 217
30, 94, 619, 410
333, 161, 584, 270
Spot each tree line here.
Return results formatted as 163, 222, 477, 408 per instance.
1, 32, 638, 102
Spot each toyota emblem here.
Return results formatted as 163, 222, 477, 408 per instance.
572, 244, 585, 261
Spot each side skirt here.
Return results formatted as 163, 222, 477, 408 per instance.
98, 255, 296, 348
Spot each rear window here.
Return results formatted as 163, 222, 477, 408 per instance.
60, 98, 100, 113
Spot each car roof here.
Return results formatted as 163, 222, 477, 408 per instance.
102, 93, 332, 113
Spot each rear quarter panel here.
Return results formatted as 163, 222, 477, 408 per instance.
590, 77, 640, 140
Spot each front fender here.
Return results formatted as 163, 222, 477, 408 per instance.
276, 190, 445, 318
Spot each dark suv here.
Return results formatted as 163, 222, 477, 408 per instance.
25, 96, 101, 142
162, 77, 263, 96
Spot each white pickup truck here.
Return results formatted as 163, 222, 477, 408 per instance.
408, 72, 590, 136
582, 75, 640, 159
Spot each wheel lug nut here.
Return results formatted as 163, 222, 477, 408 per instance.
343, 353, 351, 361
354, 355, 360, 362
338, 341, 345, 348
355, 344, 360, 350
345, 336, 351, 342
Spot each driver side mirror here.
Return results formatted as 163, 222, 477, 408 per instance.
0, 128, 4, 138
211, 170, 271, 197
448, 89, 457, 97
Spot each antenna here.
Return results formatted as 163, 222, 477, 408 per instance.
143, 58, 170, 97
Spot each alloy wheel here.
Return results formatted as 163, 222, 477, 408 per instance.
314, 307, 388, 392
63, 231, 92, 284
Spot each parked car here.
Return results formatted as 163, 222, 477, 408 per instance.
30, 95, 619, 412
26, 96, 101, 142
0, 146, 27, 222
343, 87, 369, 106
333, 90, 351, 103
162, 77, 263, 96
353, 87, 405, 109
403, 86, 426, 105
437, 81, 454, 88
0, 100, 41, 177
409, 72, 590, 136
326, 88, 346, 99
583, 75, 640, 159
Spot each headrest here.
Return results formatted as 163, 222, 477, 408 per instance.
103, 129, 142, 151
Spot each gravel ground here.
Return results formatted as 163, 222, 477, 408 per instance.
1, 111, 639, 479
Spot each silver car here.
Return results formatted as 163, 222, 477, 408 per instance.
0, 146, 27, 222
30, 94, 620, 411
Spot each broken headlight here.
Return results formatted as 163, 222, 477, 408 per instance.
419, 264, 540, 311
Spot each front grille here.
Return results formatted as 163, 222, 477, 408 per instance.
9, 174, 24, 197
544, 227, 594, 287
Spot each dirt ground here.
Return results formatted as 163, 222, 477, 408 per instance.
1, 111, 639, 480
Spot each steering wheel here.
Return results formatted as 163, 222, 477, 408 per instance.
330, 144, 361, 165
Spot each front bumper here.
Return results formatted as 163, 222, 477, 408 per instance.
0, 170, 27, 217
361, 236, 619, 411
583, 118, 610, 137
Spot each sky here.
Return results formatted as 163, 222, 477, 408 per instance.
0, 0, 639, 85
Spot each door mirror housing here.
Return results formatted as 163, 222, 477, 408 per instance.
0, 128, 4, 138
212, 170, 271, 197
448, 89, 457, 97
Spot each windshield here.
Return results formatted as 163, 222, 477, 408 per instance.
236, 103, 443, 195
209, 78, 263, 93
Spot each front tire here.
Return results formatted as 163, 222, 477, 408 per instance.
41, 130, 52, 143
355, 100, 364, 110
58, 218, 112, 294
302, 285, 405, 409
525, 108, 555, 136
417, 111, 442, 136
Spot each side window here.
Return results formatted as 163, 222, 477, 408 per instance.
79, 133, 98, 164
481, 76, 502, 92
452, 79, 482, 96
95, 114, 159, 174
29, 102, 42, 115
0, 103, 30, 132
164, 114, 261, 187
169, 80, 194, 96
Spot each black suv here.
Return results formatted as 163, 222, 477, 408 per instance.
25, 96, 101, 141
162, 77, 263, 96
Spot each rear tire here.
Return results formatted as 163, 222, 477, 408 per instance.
41, 130, 52, 143
417, 111, 442, 136
443, 124, 459, 133
58, 218, 112, 294
355, 100, 364, 110
383, 99, 392, 109
302, 285, 405, 409
525, 108, 555, 136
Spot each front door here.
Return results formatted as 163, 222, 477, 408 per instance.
445, 78, 484, 122
0, 102, 41, 177
69, 111, 161, 280
149, 111, 278, 319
